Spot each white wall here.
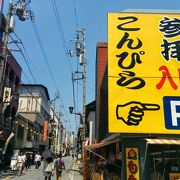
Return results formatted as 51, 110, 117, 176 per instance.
18, 96, 40, 112
87, 111, 95, 145
19, 86, 50, 118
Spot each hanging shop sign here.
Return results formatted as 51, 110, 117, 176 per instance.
3, 87, 11, 103
126, 148, 139, 180
108, 13, 180, 134
43, 120, 48, 143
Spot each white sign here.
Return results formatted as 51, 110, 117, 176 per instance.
3, 87, 11, 103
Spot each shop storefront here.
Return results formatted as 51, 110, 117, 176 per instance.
85, 140, 122, 180
121, 137, 180, 180
0, 128, 14, 166
146, 138, 180, 180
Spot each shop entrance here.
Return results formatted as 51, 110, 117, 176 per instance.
149, 143, 180, 179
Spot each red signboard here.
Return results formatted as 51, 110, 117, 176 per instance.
43, 120, 49, 143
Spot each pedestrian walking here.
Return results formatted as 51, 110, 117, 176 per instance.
43, 157, 54, 180
34, 152, 41, 170
54, 154, 65, 180
53, 154, 58, 166
17, 152, 25, 175
26, 153, 32, 170
23, 153, 27, 170
72, 149, 75, 160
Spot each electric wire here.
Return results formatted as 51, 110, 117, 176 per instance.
31, 3, 74, 132
9, 29, 72, 132
73, 0, 79, 28
1, 21, 45, 113
22, 70, 32, 84
21, 61, 71, 132
18, 81, 64, 134
7, 2, 79, 133
77, 81, 94, 100
8, 34, 37, 84
59, 98, 72, 131
0, 12, 71, 133
50, 0, 73, 72
22, 23, 72, 132
49, 0, 78, 131
13, 31, 42, 82
19, 75, 66, 133
2, 23, 37, 85
2, 24, 38, 84
19, 80, 49, 118
31, 21, 59, 91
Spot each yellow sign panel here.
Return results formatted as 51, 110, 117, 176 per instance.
169, 173, 180, 180
108, 13, 180, 134
126, 148, 139, 180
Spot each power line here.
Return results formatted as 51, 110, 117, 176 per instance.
13, 31, 42, 82
20, 77, 70, 130
73, 0, 79, 28
9, 30, 71, 131
59, 98, 72, 131
31, 21, 59, 91
29, 3, 76, 133
76, 81, 94, 100
51, 0, 67, 51
21, 70, 32, 84
0, 6, 73, 133
48, 0, 81, 132
8, 34, 37, 84
50, 0, 73, 72
1, 24, 38, 85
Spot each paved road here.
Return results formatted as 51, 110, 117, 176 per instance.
1, 156, 83, 180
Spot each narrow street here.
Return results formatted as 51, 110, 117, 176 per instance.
1, 156, 83, 180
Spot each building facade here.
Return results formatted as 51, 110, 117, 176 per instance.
0, 41, 22, 166
49, 107, 64, 154
16, 84, 50, 154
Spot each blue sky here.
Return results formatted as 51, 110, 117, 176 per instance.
3, 0, 180, 133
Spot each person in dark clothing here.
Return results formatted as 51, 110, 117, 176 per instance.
26, 154, 32, 170
54, 154, 65, 180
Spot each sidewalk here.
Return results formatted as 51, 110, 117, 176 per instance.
0, 165, 38, 180
66, 158, 83, 175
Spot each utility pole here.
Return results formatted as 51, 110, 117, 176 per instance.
75, 28, 86, 144
0, 0, 34, 120
78, 29, 87, 180
81, 29, 86, 144
68, 28, 86, 154
0, 0, 13, 109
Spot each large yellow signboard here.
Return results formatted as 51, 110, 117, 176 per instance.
108, 13, 180, 134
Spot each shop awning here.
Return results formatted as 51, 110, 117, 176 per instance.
145, 138, 180, 145
85, 139, 119, 150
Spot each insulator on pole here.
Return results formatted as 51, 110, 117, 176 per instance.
76, 41, 81, 57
